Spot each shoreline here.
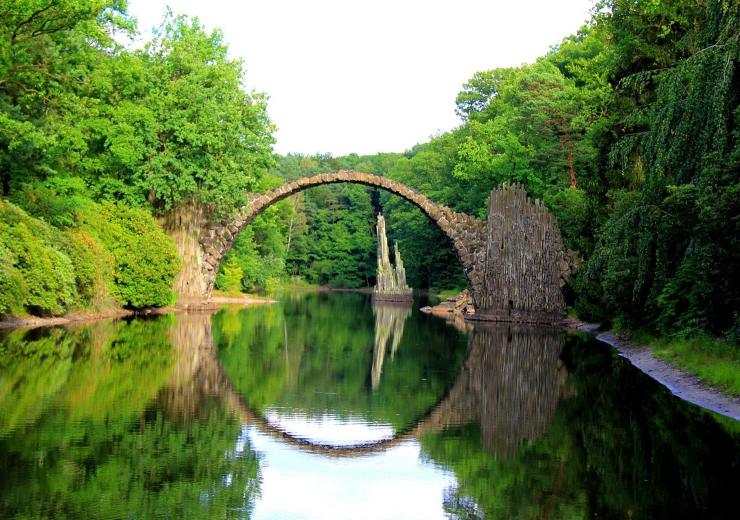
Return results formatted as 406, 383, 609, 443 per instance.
421, 294, 739, 421
3, 288, 737, 421
562, 317, 740, 421
0, 294, 275, 330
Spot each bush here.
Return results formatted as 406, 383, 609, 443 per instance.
12, 177, 93, 228
0, 243, 25, 316
216, 257, 244, 295
0, 201, 78, 316
78, 203, 179, 309
3, 178, 180, 315
217, 222, 287, 294
61, 229, 115, 308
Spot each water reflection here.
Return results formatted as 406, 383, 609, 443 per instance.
215, 293, 467, 441
371, 302, 412, 390
0, 293, 738, 520
451, 324, 568, 458
0, 317, 260, 520
421, 328, 739, 519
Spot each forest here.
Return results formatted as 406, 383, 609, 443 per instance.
1, 2, 738, 385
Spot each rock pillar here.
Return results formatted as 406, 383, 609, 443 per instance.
373, 214, 413, 301
471, 185, 568, 324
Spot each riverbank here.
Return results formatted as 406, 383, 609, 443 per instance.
0, 293, 275, 330
420, 294, 739, 420
562, 318, 740, 421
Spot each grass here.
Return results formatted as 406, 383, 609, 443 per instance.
276, 277, 320, 291
712, 412, 740, 435
630, 331, 740, 397
431, 288, 465, 302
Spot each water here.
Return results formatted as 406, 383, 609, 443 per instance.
0, 292, 737, 519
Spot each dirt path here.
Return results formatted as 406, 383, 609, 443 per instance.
565, 319, 740, 421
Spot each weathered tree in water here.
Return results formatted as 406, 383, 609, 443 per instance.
373, 214, 413, 301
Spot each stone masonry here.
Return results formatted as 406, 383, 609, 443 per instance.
196, 171, 572, 324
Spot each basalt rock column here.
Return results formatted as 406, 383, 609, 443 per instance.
160, 202, 210, 306
373, 214, 413, 301
471, 184, 569, 324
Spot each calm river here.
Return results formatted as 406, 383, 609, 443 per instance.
0, 292, 737, 519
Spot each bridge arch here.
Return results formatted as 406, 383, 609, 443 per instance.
171, 173, 570, 324
198, 170, 487, 300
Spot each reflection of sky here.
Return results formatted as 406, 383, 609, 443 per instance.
239, 414, 458, 520
264, 409, 395, 445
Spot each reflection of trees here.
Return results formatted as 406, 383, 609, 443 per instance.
0, 319, 174, 434
422, 329, 739, 519
0, 317, 260, 519
216, 292, 467, 431
371, 302, 411, 389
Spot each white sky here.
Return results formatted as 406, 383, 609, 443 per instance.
127, 0, 595, 156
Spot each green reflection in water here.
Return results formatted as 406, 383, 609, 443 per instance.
214, 292, 469, 431
420, 326, 739, 519
0, 316, 260, 519
0, 293, 737, 520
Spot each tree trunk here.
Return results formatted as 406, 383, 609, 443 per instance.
560, 132, 578, 188
160, 201, 212, 306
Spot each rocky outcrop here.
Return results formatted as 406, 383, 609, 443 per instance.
373, 214, 413, 301
471, 184, 571, 324
421, 290, 475, 318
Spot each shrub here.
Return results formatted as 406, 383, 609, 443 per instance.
61, 229, 115, 308
216, 258, 243, 295
0, 244, 24, 316
11, 177, 94, 228
79, 203, 179, 308
0, 201, 78, 316
9, 179, 180, 313
217, 224, 286, 294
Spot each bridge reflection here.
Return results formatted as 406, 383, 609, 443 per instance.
162, 310, 568, 459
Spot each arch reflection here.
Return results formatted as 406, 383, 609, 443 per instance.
166, 311, 567, 460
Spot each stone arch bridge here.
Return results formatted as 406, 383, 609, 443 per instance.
173, 170, 575, 324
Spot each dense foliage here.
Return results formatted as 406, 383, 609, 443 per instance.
1, 1, 273, 315
576, 0, 739, 338
232, 0, 738, 343
1, 177, 179, 315
1, 1, 272, 214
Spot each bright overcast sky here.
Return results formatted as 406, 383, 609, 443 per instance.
127, 0, 595, 156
